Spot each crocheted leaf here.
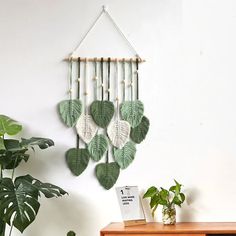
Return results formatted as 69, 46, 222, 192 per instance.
95, 162, 120, 190
88, 134, 108, 162
66, 148, 90, 176
130, 116, 150, 144
120, 101, 144, 128
90, 101, 115, 128
113, 141, 136, 169
107, 120, 130, 149
58, 99, 82, 127
76, 114, 98, 144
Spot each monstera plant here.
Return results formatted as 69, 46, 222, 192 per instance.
0, 115, 67, 236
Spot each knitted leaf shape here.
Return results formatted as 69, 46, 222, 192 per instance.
88, 134, 108, 162
113, 141, 136, 169
90, 101, 115, 128
120, 101, 144, 128
58, 99, 82, 127
130, 116, 150, 144
66, 148, 90, 176
107, 120, 130, 149
95, 162, 120, 190
76, 114, 98, 144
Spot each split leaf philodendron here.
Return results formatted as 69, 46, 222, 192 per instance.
58, 99, 82, 127
88, 134, 108, 162
0, 115, 67, 236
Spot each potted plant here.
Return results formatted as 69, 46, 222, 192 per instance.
0, 115, 67, 236
143, 180, 185, 225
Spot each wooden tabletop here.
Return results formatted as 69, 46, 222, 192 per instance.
101, 222, 236, 234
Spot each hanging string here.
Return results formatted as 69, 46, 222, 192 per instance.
68, 60, 73, 100
115, 59, 119, 120
77, 57, 81, 149
107, 57, 111, 101
122, 58, 126, 102
101, 57, 104, 100
129, 59, 133, 101
93, 58, 98, 100
70, 6, 142, 59
84, 59, 88, 114
106, 57, 111, 163
136, 58, 139, 100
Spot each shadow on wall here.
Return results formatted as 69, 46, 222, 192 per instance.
24, 192, 98, 236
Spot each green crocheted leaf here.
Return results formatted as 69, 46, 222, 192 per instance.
113, 141, 136, 169
120, 101, 144, 128
58, 99, 82, 127
95, 162, 120, 190
66, 148, 89, 176
90, 101, 115, 128
130, 116, 150, 144
88, 134, 108, 162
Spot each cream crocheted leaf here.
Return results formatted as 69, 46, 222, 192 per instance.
76, 114, 98, 144
107, 120, 130, 149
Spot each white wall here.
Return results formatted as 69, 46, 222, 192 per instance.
1, 0, 236, 235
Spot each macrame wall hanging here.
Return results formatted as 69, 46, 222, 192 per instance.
58, 6, 150, 190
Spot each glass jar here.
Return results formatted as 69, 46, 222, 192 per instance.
162, 205, 176, 225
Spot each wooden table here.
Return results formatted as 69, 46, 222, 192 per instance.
100, 222, 236, 236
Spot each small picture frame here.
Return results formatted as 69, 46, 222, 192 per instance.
116, 186, 146, 226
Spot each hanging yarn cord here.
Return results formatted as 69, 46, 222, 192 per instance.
115, 59, 120, 120
129, 59, 134, 101
84, 59, 88, 114
68, 60, 73, 100
77, 57, 81, 148
101, 57, 104, 100
93, 58, 98, 100
107, 57, 111, 101
136, 58, 139, 100
122, 58, 126, 102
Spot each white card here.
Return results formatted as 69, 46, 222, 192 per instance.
116, 186, 145, 221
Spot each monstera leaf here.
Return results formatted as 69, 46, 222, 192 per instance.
0, 115, 22, 136
90, 101, 115, 128
130, 116, 150, 144
15, 175, 67, 198
95, 162, 120, 190
66, 148, 90, 176
0, 138, 5, 150
20, 137, 54, 149
113, 141, 136, 169
0, 176, 67, 233
58, 99, 82, 127
120, 101, 144, 128
76, 114, 98, 144
88, 134, 108, 162
107, 120, 130, 149
0, 218, 5, 236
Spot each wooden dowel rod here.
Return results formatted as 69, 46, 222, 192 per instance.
64, 57, 146, 63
